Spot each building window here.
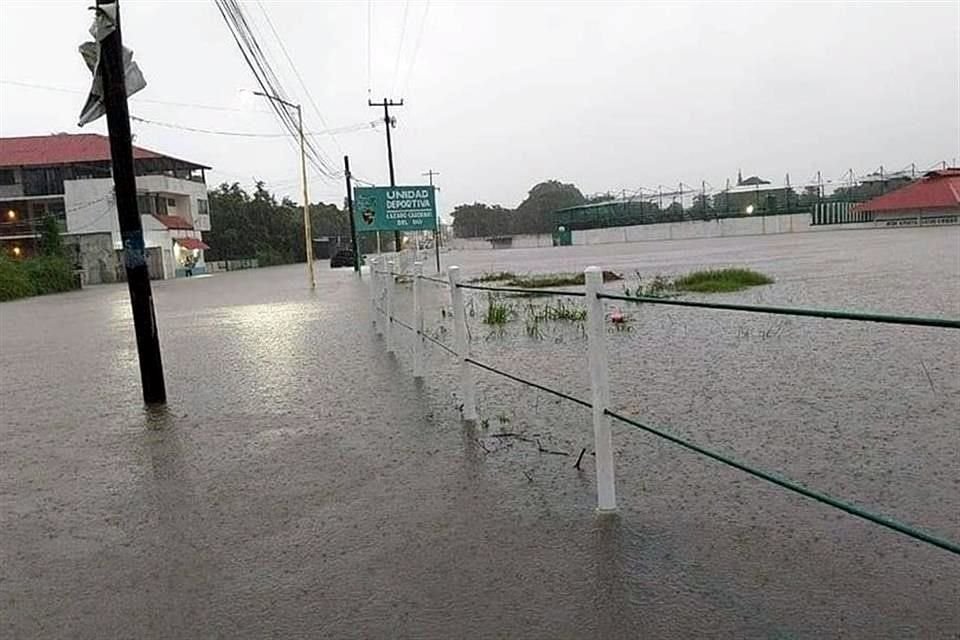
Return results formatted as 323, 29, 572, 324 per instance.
22, 167, 64, 196
137, 194, 155, 215
197, 199, 209, 215
0, 169, 15, 185
155, 195, 168, 215
167, 198, 176, 207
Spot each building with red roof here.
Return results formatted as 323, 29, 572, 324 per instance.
853, 169, 960, 227
0, 133, 211, 282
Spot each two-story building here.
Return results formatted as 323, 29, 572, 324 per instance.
0, 133, 211, 283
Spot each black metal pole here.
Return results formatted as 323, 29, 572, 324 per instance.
344, 155, 360, 274
97, 0, 166, 404
423, 169, 441, 273
433, 188, 441, 274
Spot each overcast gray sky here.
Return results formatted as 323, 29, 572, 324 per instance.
1, 1, 958, 216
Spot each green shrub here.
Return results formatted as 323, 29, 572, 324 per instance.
255, 247, 285, 267
0, 256, 35, 301
22, 255, 76, 295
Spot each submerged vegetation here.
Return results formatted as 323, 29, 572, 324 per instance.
470, 270, 623, 289
673, 268, 774, 293
483, 295, 513, 325
482, 295, 588, 328
473, 266, 774, 335
623, 268, 774, 297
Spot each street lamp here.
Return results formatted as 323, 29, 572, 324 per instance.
252, 91, 315, 289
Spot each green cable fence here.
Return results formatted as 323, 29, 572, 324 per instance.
366, 257, 960, 557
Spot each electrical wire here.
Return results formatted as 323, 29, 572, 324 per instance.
0, 79, 271, 113
130, 115, 380, 138
214, 0, 338, 179
367, 0, 373, 98
390, 1, 411, 96
255, 0, 345, 157
399, 0, 430, 98
0, 194, 115, 227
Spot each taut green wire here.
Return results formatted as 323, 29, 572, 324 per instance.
457, 282, 586, 297
605, 408, 960, 556
598, 293, 960, 329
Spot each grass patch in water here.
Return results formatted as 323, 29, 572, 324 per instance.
526, 299, 586, 322
673, 268, 774, 293
471, 271, 517, 283
483, 295, 513, 325
472, 270, 622, 289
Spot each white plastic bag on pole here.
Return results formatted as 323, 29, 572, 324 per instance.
77, 2, 146, 127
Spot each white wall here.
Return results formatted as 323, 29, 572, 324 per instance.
448, 214, 884, 250
573, 213, 876, 246
64, 175, 210, 240
64, 178, 119, 237
135, 175, 209, 230
65, 177, 208, 279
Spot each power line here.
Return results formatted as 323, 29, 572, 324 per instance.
367, 0, 373, 98
130, 115, 380, 138
0, 78, 271, 113
399, 0, 430, 98
390, 1, 411, 96
213, 0, 339, 179
255, 0, 345, 157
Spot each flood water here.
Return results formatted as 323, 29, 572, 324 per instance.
1, 226, 958, 638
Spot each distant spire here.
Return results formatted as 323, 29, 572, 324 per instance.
737, 169, 743, 185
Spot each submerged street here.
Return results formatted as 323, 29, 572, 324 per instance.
2, 228, 958, 638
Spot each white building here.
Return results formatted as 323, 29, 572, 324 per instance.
0, 133, 211, 282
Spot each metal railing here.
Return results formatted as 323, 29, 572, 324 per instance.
366, 256, 960, 556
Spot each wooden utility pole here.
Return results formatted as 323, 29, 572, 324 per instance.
344, 155, 360, 273
97, 0, 165, 404
422, 169, 441, 273
369, 98, 403, 251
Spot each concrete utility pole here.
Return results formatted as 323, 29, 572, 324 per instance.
254, 91, 315, 289
422, 169, 441, 273
97, 0, 165, 404
369, 98, 403, 251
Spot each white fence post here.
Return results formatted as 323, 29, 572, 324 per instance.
370, 257, 380, 334
413, 261, 424, 379
448, 266, 477, 421
585, 266, 617, 512
385, 259, 395, 354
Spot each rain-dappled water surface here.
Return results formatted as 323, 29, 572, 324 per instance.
1, 226, 958, 638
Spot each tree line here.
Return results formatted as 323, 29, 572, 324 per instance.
204, 182, 388, 265
450, 180, 588, 238
205, 175, 911, 255
449, 177, 901, 238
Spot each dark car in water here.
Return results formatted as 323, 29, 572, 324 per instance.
330, 249, 357, 268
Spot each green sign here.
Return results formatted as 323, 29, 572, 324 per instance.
354, 186, 437, 232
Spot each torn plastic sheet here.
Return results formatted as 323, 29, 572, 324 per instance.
77, 2, 146, 127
